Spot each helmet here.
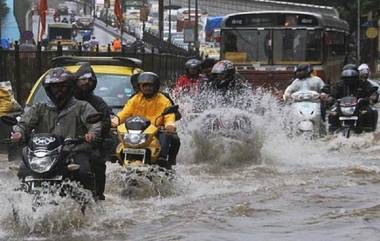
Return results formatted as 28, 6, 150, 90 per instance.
42, 67, 75, 108
74, 62, 97, 95
294, 64, 313, 79
342, 64, 358, 71
185, 59, 201, 71
130, 73, 140, 92
341, 68, 359, 86
211, 60, 235, 86
137, 72, 160, 98
358, 63, 370, 80
185, 59, 201, 77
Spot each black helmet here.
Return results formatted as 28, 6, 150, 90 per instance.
42, 67, 75, 108
201, 58, 217, 70
137, 72, 160, 97
74, 62, 97, 99
130, 73, 140, 92
185, 59, 201, 72
211, 60, 235, 85
341, 68, 359, 86
294, 64, 313, 79
342, 64, 358, 71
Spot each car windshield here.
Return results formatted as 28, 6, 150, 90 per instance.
30, 73, 133, 108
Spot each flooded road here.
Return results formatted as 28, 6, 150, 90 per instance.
0, 91, 379, 241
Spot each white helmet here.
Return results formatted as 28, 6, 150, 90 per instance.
358, 63, 370, 79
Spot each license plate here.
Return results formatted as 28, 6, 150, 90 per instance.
339, 116, 358, 121
24, 175, 63, 182
125, 148, 146, 155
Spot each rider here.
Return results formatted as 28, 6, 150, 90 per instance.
130, 72, 181, 121
11, 67, 101, 192
283, 64, 327, 101
74, 62, 113, 200
209, 59, 248, 94
358, 63, 380, 103
111, 72, 180, 169
174, 59, 206, 95
328, 64, 378, 132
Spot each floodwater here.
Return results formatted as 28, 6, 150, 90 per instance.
0, 90, 379, 241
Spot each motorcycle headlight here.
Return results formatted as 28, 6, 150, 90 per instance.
124, 132, 147, 146
341, 106, 355, 115
28, 149, 59, 173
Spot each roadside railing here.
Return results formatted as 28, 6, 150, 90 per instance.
0, 41, 188, 105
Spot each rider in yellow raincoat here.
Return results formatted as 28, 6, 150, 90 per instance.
111, 72, 179, 168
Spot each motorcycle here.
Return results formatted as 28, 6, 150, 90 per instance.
0, 113, 103, 212
113, 105, 179, 198
115, 105, 179, 168
288, 90, 322, 137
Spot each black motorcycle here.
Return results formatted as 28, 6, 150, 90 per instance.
0, 113, 102, 212
332, 96, 376, 138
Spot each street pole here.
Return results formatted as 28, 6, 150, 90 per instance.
168, 0, 172, 43
357, 0, 361, 65
188, 0, 191, 50
194, 0, 199, 55
158, 0, 164, 41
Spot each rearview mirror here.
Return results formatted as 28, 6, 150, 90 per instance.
161, 105, 179, 116
0, 115, 18, 126
85, 113, 104, 124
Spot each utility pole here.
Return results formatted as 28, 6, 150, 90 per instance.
188, 0, 191, 50
158, 0, 164, 41
357, 0, 361, 65
168, 0, 172, 43
194, 0, 199, 54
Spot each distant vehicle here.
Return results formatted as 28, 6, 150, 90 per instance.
220, 11, 349, 90
75, 16, 94, 30
57, 4, 69, 15
47, 23, 76, 50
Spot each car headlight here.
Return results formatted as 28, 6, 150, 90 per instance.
124, 133, 147, 146
341, 106, 355, 115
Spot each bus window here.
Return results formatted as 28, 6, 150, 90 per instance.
273, 29, 322, 64
325, 31, 345, 57
222, 29, 270, 64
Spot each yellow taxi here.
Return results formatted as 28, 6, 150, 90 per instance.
26, 56, 143, 113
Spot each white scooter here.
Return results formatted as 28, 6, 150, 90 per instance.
289, 90, 322, 137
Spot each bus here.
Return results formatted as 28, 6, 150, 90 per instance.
220, 11, 350, 91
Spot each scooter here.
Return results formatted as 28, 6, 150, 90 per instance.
289, 90, 322, 137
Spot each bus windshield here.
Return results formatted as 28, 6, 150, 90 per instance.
222, 28, 323, 65
223, 29, 270, 64
273, 29, 322, 64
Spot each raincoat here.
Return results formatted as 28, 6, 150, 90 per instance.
117, 92, 175, 127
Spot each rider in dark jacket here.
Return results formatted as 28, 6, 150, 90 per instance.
74, 62, 113, 200
328, 65, 378, 132
12, 67, 101, 192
